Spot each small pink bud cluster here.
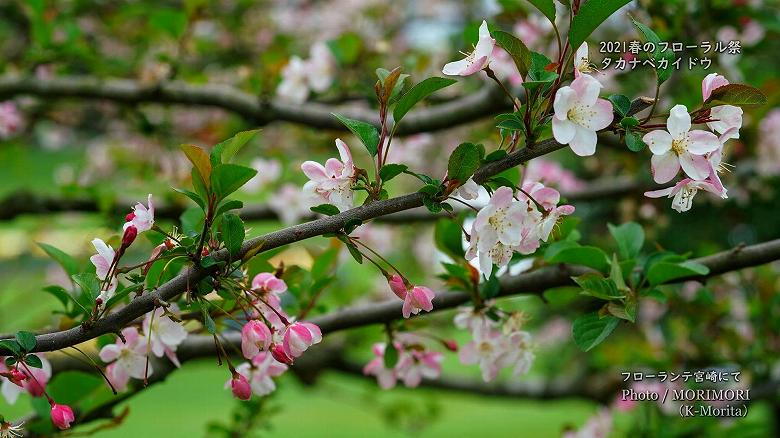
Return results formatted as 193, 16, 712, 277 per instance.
387, 274, 436, 319
230, 272, 323, 400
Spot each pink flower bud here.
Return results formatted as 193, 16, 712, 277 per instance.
125, 212, 135, 222
9, 369, 26, 385
231, 374, 252, 401
26, 376, 46, 397
270, 344, 294, 365
442, 339, 459, 352
282, 322, 322, 358
387, 274, 407, 300
50, 403, 75, 430
121, 225, 137, 248
241, 320, 272, 360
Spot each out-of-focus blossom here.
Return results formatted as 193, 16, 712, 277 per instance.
0, 101, 23, 139
644, 104, 720, 183
363, 338, 443, 389
301, 138, 357, 211
227, 352, 288, 397
142, 305, 187, 367
514, 15, 552, 50
0, 355, 51, 404
552, 73, 613, 156
442, 20, 495, 76
99, 327, 149, 391
452, 178, 481, 200
277, 56, 310, 103
269, 183, 312, 225
243, 158, 282, 193
757, 109, 780, 176
524, 159, 585, 192
307, 41, 336, 93
363, 343, 398, 389
490, 47, 522, 86
563, 408, 612, 438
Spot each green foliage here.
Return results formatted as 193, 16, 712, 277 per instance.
72, 272, 100, 302
332, 113, 380, 156
568, 0, 632, 53
210, 129, 260, 166
544, 241, 610, 272
434, 218, 465, 259
384, 343, 399, 368
393, 77, 456, 124
630, 17, 675, 85
493, 30, 531, 78
608, 94, 631, 116
310, 204, 341, 216
572, 312, 620, 351
447, 143, 482, 184
379, 163, 408, 182
220, 213, 245, 257
527, 0, 556, 25
376, 68, 410, 104
573, 273, 624, 300
211, 164, 257, 201
37, 242, 79, 277
327, 33, 362, 65
646, 260, 709, 286
24, 354, 43, 368
701, 84, 768, 109
608, 222, 645, 260
625, 130, 647, 152
15, 331, 36, 352
180, 144, 213, 190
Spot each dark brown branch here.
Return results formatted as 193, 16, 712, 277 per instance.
0, 75, 510, 136
0, 176, 659, 222
0, 99, 654, 356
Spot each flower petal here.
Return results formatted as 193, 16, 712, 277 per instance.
644, 130, 673, 155
651, 151, 681, 183
568, 125, 598, 156
679, 153, 711, 180
687, 130, 721, 154
667, 104, 691, 139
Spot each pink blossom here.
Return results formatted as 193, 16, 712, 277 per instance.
524, 159, 585, 192
387, 274, 407, 300
644, 104, 720, 183
514, 15, 551, 50
452, 178, 481, 200
0, 101, 23, 139
757, 109, 780, 176
270, 343, 294, 365
490, 47, 522, 86
282, 322, 322, 359
230, 373, 252, 400
552, 73, 614, 156
251, 272, 288, 295
395, 349, 443, 388
89, 238, 117, 302
99, 327, 149, 391
50, 403, 75, 430
0, 355, 51, 404
459, 325, 509, 382
519, 182, 575, 242
564, 408, 612, 438
404, 286, 435, 319
241, 320, 272, 359
269, 183, 312, 225
442, 20, 495, 76
243, 158, 282, 193
362, 343, 398, 389
701, 73, 743, 142
227, 352, 288, 397
123, 194, 155, 233
301, 138, 356, 211
142, 305, 187, 367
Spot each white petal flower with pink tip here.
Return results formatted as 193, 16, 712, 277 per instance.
142, 305, 187, 367
99, 327, 149, 391
282, 322, 322, 359
574, 42, 593, 75
362, 343, 398, 389
301, 138, 356, 211
518, 182, 575, 242
458, 325, 510, 382
226, 352, 288, 397
644, 104, 721, 183
442, 20, 495, 76
241, 320, 272, 360
276, 56, 310, 104
701, 73, 742, 142
644, 177, 726, 213
552, 74, 614, 156
395, 350, 443, 388
123, 194, 154, 233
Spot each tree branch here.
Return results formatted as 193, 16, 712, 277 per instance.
0, 75, 510, 135
0, 98, 654, 356
0, 176, 658, 222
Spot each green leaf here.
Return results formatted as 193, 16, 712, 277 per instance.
573, 273, 624, 300
344, 241, 363, 264
211, 164, 257, 200
435, 219, 465, 259
493, 30, 531, 78
37, 243, 79, 277
620, 116, 640, 128
221, 213, 245, 257
527, 0, 556, 25
215, 199, 243, 217
393, 77, 457, 124
43, 285, 77, 310
379, 163, 408, 182
199, 301, 216, 334
480, 271, 501, 298
384, 343, 399, 368
0, 340, 21, 356
15, 331, 36, 352
311, 248, 339, 280
608, 94, 631, 116
149, 8, 188, 39
624, 130, 646, 152
72, 272, 100, 301
630, 17, 675, 85
647, 261, 710, 286
5, 357, 17, 367
173, 187, 206, 210
484, 150, 508, 162
546, 244, 610, 272
343, 218, 363, 234
569, 0, 632, 53
24, 354, 43, 368
610, 254, 628, 291
210, 129, 260, 165
447, 143, 481, 184
701, 84, 767, 109
607, 222, 645, 260
376, 68, 410, 104
180, 144, 213, 189
310, 204, 341, 216
332, 113, 381, 156
572, 312, 620, 351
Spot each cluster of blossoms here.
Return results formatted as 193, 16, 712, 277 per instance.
363, 333, 445, 389
277, 41, 336, 104
454, 304, 535, 382
0, 101, 23, 139
99, 305, 188, 391
466, 184, 574, 277
0, 354, 73, 430
301, 138, 357, 211
90, 194, 155, 303
230, 272, 322, 400
644, 73, 741, 212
